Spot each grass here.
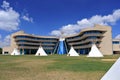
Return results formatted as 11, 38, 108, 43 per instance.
0, 54, 120, 80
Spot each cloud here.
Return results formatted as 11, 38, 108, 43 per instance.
115, 34, 120, 39
50, 30, 61, 37
0, 1, 33, 31
0, 35, 10, 47
50, 9, 120, 37
0, 1, 20, 31
1, 0, 10, 9
0, 1, 34, 47
22, 14, 33, 22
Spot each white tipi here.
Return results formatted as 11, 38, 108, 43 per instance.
11, 48, 20, 55
101, 58, 120, 80
67, 46, 79, 56
35, 46, 48, 56
87, 44, 103, 57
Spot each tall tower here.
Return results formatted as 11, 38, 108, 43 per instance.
57, 32, 68, 55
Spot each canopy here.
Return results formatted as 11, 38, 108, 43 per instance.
11, 48, 20, 55
67, 46, 79, 56
35, 46, 48, 56
87, 44, 103, 57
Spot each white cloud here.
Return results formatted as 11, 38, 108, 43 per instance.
1, 0, 10, 10
0, 1, 33, 31
0, 1, 20, 31
0, 1, 33, 47
22, 14, 33, 22
0, 1, 34, 47
115, 34, 120, 39
50, 24, 80, 37
61, 24, 80, 36
50, 30, 61, 37
50, 9, 120, 37
0, 35, 10, 47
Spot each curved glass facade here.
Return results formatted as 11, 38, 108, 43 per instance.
66, 30, 105, 54
13, 30, 105, 55
3, 25, 113, 55
14, 35, 59, 54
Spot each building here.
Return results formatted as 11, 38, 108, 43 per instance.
66, 24, 113, 55
3, 31, 59, 55
2, 24, 120, 55
113, 39, 120, 54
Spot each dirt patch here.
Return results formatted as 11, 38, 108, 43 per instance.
101, 59, 117, 61
48, 71, 103, 80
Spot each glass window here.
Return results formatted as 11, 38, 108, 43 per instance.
113, 41, 120, 44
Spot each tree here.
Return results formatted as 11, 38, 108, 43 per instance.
0, 48, 2, 54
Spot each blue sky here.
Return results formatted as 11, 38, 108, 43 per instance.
0, 0, 120, 47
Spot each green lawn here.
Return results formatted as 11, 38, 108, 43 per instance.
0, 54, 120, 80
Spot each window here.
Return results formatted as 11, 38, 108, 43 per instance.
113, 41, 120, 44
4, 52, 9, 54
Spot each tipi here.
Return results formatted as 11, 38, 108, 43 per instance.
11, 48, 20, 55
67, 46, 79, 56
87, 44, 103, 57
35, 46, 48, 56
101, 58, 120, 80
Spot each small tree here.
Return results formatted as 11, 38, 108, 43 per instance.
0, 48, 2, 54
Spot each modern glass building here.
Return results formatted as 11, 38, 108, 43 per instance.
3, 31, 59, 55
2, 24, 120, 55
65, 24, 113, 55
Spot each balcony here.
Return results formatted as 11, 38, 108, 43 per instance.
16, 42, 56, 46
18, 46, 54, 49
66, 33, 103, 42
15, 38, 58, 42
73, 44, 100, 49
68, 39, 101, 45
